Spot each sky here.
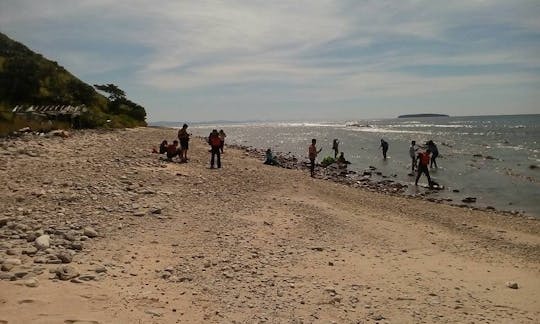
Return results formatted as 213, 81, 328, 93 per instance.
1, 0, 539, 122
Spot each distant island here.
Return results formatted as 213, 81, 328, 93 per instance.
398, 113, 449, 118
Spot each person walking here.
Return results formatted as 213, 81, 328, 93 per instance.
308, 139, 322, 177
415, 149, 433, 188
177, 123, 190, 162
332, 139, 339, 159
380, 139, 389, 160
427, 140, 439, 168
208, 129, 222, 168
409, 140, 418, 172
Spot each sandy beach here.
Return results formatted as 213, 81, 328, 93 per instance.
0, 127, 539, 323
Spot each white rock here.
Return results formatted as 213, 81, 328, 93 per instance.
25, 278, 39, 288
35, 235, 50, 250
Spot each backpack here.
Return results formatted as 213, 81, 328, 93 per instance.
210, 135, 221, 147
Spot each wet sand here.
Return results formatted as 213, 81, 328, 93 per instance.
0, 127, 539, 323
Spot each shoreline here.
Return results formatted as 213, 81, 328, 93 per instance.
225, 141, 537, 220
1, 127, 539, 323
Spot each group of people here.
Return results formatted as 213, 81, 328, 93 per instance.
309, 137, 441, 188
155, 123, 191, 162
154, 125, 227, 169
155, 126, 440, 188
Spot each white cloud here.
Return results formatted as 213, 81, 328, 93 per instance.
1, 0, 539, 119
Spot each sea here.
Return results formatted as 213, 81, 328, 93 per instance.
183, 114, 540, 217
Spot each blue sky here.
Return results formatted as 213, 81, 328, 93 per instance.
1, 0, 539, 122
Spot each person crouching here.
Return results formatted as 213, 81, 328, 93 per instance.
166, 140, 181, 161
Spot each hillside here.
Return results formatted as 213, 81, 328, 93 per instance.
0, 32, 146, 134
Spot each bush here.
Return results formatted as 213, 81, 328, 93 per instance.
321, 156, 336, 167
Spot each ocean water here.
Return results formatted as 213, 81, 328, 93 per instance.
188, 115, 540, 217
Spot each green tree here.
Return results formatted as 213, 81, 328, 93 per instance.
93, 83, 126, 101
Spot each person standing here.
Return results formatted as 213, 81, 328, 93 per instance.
409, 140, 418, 172
308, 139, 322, 177
380, 139, 389, 160
415, 149, 433, 188
427, 140, 439, 168
332, 139, 339, 159
218, 130, 227, 153
177, 123, 190, 162
208, 129, 222, 168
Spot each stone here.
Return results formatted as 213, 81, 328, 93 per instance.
55, 265, 80, 280
22, 247, 38, 255
70, 242, 83, 251
94, 266, 107, 273
57, 251, 73, 264
35, 235, 51, 250
78, 274, 96, 281
1, 264, 15, 272
83, 227, 98, 238
24, 278, 39, 287
3, 258, 22, 265
506, 281, 519, 289
0, 273, 16, 281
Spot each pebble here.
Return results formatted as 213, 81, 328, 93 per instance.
83, 227, 98, 238
57, 251, 73, 264
24, 277, 39, 287
3, 258, 22, 265
35, 235, 51, 250
55, 265, 80, 280
506, 281, 519, 289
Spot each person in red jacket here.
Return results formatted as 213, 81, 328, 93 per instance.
166, 140, 180, 161
415, 149, 433, 188
208, 129, 222, 168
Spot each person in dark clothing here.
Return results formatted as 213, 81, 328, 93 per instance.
380, 139, 389, 160
308, 139, 322, 177
336, 152, 351, 168
208, 129, 222, 168
427, 140, 439, 168
159, 140, 168, 154
415, 149, 433, 188
177, 124, 190, 162
332, 139, 339, 159
166, 140, 181, 161
264, 148, 278, 166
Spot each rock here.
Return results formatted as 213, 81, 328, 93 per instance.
462, 197, 476, 203
78, 274, 96, 281
22, 247, 38, 255
0, 273, 16, 281
0, 217, 10, 227
83, 227, 98, 238
1, 264, 15, 272
149, 207, 162, 214
145, 309, 163, 317
94, 266, 107, 273
6, 249, 18, 256
70, 242, 83, 251
35, 235, 51, 250
506, 281, 519, 289
57, 251, 73, 264
24, 278, 39, 287
55, 265, 80, 280
3, 258, 22, 266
